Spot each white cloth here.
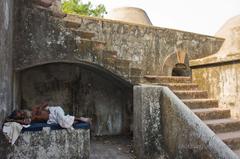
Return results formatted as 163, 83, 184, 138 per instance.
3, 122, 23, 145
47, 106, 75, 129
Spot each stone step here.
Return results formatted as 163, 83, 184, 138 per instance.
192, 108, 231, 120
102, 58, 130, 72
182, 99, 218, 109
173, 90, 208, 99
71, 29, 95, 40
160, 83, 198, 90
62, 14, 82, 29
130, 68, 142, 76
102, 50, 117, 59
102, 57, 116, 67
76, 39, 106, 52
130, 76, 142, 84
218, 130, 240, 150
144, 75, 191, 83
115, 59, 130, 68
63, 18, 81, 28
115, 66, 130, 76
204, 118, 240, 133
76, 38, 106, 46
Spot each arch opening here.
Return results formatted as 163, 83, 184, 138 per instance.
162, 52, 191, 76
16, 62, 133, 136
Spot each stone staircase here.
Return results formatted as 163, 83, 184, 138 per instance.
62, 15, 142, 84
29, 0, 142, 84
144, 75, 240, 157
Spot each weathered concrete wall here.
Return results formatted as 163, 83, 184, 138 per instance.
14, 1, 224, 76
133, 85, 168, 159
0, 0, 14, 126
74, 16, 223, 76
0, 128, 90, 159
191, 55, 240, 118
133, 85, 238, 159
20, 63, 132, 136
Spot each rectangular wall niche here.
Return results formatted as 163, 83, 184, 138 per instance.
19, 63, 133, 136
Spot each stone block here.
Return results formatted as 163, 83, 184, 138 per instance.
0, 128, 90, 159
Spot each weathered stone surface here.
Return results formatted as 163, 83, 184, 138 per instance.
205, 118, 240, 133
191, 57, 240, 118
0, 128, 90, 159
13, 1, 224, 78
144, 75, 191, 83
33, 0, 53, 8
192, 108, 231, 120
90, 136, 135, 159
182, 99, 219, 109
189, 16, 240, 120
20, 63, 133, 136
134, 85, 238, 159
173, 90, 208, 99
133, 85, 169, 159
13, 3, 141, 85
0, 0, 13, 126
159, 86, 237, 159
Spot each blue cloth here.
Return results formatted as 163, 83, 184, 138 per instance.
22, 121, 90, 132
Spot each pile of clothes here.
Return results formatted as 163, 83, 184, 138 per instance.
3, 122, 30, 145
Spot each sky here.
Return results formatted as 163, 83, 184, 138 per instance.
82, 0, 240, 36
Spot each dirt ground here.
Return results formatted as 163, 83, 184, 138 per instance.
90, 135, 136, 159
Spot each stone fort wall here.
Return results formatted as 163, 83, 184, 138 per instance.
0, 0, 14, 126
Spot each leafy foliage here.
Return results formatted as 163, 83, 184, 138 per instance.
61, 0, 107, 17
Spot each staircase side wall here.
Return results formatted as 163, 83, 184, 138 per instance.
0, 0, 14, 126
133, 85, 238, 159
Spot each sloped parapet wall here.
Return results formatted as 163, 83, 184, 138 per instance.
0, 128, 90, 159
133, 85, 238, 159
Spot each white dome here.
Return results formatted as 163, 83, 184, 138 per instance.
215, 15, 240, 55
106, 7, 152, 25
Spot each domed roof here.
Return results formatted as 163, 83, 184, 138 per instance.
190, 15, 240, 66
215, 15, 240, 38
105, 7, 152, 25
215, 15, 240, 55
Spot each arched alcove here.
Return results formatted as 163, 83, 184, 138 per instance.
162, 52, 191, 76
17, 62, 133, 136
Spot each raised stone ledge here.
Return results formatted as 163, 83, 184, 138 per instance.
190, 52, 240, 67
0, 128, 90, 159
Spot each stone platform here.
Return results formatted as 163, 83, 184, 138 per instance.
0, 127, 90, 159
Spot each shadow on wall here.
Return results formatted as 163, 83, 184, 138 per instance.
17, 62, 133, 136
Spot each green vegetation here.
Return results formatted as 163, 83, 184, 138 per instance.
61, 0, 107, 17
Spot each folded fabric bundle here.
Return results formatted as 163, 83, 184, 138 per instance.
3, 122, 23, 145
47, 106, 75, 128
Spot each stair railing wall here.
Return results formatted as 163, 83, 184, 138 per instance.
133, 85, 238, 159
